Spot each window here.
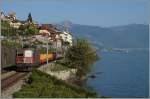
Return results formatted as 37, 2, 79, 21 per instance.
17, 53, 23, 56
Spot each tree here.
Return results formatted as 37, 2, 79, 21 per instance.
1, 20, 17, 37
18, 24, 39, 36
65, 38, 99, 80
25, 25, 38, 36
27, 12, 32, 23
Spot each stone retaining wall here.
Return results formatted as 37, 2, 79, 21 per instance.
38, 63, 77, 81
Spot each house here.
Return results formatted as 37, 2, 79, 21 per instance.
1, 12, 5, 19
1, 12, 11, 21
38, 24, 73, 49
60, 31, 73, 46
9, 20, 22, 29
1, 11, 38, 29
51, 39, 62, 50
7, 12, 17, 21
38, 24, 63, 50
39, 30, 50, 36
1, 12, 22, 28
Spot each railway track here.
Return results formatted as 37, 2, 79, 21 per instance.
1, 72, 27, 91
1, 61, 55, 91
2, 66, 17, 74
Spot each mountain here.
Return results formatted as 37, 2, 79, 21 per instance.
55, 21, 149, 49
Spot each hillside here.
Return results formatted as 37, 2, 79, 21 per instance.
13, 70, 97, 98
55, 21, 149, 49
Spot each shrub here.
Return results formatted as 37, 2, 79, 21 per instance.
13, 70, 97, 98
65, 38, 99, 79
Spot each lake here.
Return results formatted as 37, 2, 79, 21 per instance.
86, 49, 149, 98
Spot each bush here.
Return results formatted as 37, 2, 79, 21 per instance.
13, 70, 97, 98
65, 38, 99, 79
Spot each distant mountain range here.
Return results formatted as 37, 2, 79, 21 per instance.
54, 21, 149, 49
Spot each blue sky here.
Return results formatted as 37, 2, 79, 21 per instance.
1, 0, 148, 27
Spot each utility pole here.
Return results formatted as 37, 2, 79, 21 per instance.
46, 37, 49, 65
43, 37, 49, 72
21, 32, 25, 48
21, 37, 23, 48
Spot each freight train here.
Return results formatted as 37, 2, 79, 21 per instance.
16, 48, 57, 71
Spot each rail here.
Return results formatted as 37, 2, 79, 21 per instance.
1, 72, 27, 91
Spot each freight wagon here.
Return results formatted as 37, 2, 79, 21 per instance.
1, 45, 16, 69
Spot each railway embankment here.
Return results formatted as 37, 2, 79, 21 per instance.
13, 70, 97, 98
1, 73, 29, 98
1, 71, 16, 80
1, 78, 25, 98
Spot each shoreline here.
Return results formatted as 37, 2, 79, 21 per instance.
37, 62, 104, 97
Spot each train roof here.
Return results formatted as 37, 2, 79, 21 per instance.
16, 48, 38, 53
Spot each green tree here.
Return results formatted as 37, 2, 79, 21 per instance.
18, 25, 38, 36
27, 13, 32, 23
65, 38, 99, 80
25, 25, 38, 36
18, 25, 26, 36
1, 20, 17, 37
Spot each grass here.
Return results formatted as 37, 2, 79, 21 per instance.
13, 70, 97, 98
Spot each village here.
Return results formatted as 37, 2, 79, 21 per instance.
1, 12, 73, 52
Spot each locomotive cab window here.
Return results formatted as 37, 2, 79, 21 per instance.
24, 50, 33, 57
17, 53, 23, 56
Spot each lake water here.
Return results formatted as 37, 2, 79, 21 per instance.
86, 49, 149, 98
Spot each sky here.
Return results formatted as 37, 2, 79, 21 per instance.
1, 0, 149, 27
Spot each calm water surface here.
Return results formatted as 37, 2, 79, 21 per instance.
87, 49, 149, 98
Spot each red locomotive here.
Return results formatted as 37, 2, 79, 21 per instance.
16, 48, 56, 71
